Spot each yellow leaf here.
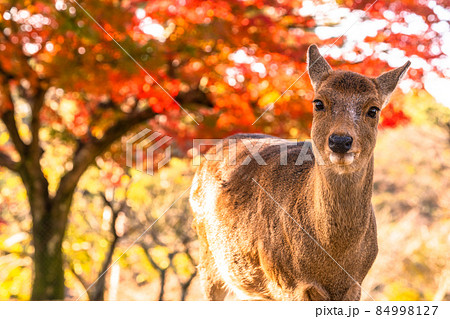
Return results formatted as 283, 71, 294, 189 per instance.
258, 91, 280, 108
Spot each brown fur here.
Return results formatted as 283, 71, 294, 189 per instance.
190, 45, 410, 300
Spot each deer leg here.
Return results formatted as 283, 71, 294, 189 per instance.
196, 222, 228, 301
302, 283, 330, 301
342, 283, 362, 301
198, 244, 228, 300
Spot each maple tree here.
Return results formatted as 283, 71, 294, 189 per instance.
0, 0, 447, 300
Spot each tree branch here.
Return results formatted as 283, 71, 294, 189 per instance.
169, 248, 197, 301
29, 84, 47, 159
0, 83, 27, 156
0, 33, 44, 83
82, 193, 122, 301
68, 262, 90, 293
53, 107, 156, 208
140, 243, 173, 301
0, 248, 31, 258
0, 150, 19, 171
140, 243, 169, 273
179, 268, 197, 301
0, 32, 48, 160
0, 60, 50, 208
99, 191, 121, 274
1, 109, 27, 156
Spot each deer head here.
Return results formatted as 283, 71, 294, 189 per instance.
307, 44, 410, 174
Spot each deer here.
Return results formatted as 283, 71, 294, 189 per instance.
189, 44, 410, 301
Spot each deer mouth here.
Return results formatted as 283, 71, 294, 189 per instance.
329, 152, 356, 165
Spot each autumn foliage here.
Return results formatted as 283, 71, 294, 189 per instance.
1, 1, 447, 140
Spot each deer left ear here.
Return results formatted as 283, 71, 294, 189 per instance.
376, 61, 411, 108
307, 44, 332, 90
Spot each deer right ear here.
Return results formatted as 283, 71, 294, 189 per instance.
375, 61, 411, 108
307, 44, 332, 89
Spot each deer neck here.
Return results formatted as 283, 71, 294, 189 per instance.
308, 156, 374, 246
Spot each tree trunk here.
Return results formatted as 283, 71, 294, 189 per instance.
158, 269, 166, 301
89, 277, 106, 301
31, 212, 65, 300
30, 194, 74, 300
27, 182, 70, 300
88, 234, 120, 301
22, 164, 72, 300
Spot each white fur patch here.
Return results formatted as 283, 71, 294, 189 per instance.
329, 152, 355, 165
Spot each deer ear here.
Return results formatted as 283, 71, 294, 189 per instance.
376, 61, 411, 108
307, 44, 332, 89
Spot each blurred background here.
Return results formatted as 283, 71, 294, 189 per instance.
0, 0, 449, 301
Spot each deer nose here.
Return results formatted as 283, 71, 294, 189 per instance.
328, 134, 353, 154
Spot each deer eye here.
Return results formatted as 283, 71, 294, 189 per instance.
367, 106, 380, 118
313, 100, 325, 111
